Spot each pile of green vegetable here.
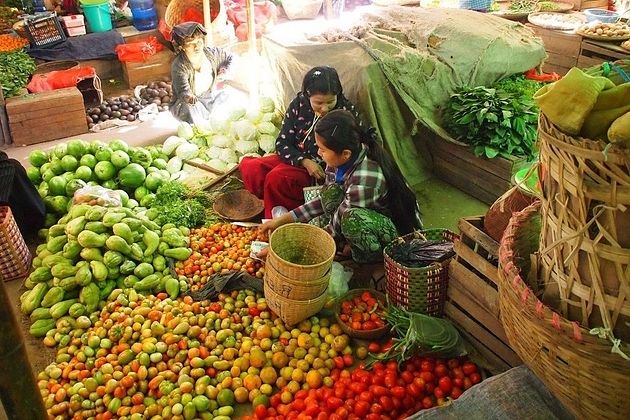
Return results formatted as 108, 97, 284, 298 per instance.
27, 139, 173, 225
443, 75, 541, 160
367, 304, 466, 366
21, 204, 191, 345
151, 180, 214, 228
0, 49, 35, 98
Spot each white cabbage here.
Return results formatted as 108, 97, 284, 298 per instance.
258, 134, 277, 154
211, 134, 233, 148
177, 122, 194, 140
234, 140, 260, 155
175, 142, 199, 160
207, 146, 223, 160
219, 148, 238, 164
257, 121, 277, 135
246, 107, 262, 124
259, 97, 275, 113
166, 156, 183, 174
207, 159, 227, 172
209, 114, 229, 134
231, 120, 257, 142
228, 106, 246, 121
162, 136, 187, 156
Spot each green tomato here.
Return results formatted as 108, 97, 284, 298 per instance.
61, 155, 79, 172
75, 166, 93, 182
94, 161, 116, 181
80, 154, 97, 169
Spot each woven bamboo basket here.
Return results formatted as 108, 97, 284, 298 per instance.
264, 280, 328, 326
265, 257, 330, 300
384, 229, 457, 316
0, 206, 31, 282
334, 288, 389, 339
537, 114, 630, 341
267, 223, 335, 281
499, 202, 630, 419
164, 0, 221, 29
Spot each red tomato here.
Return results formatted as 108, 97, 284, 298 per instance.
367, 413, 381, 420
335, 407, 349, 418
367, 342, 381, 353
451, 386, 463, 400
420, 360, 434, 372
438, 376, 453, 394
420, 371, 434, 384
403, 395, 415, 409
384, 374, 398, 389
255, 405, 268, 419
434, 364, 449, 378
422, 396, 434, 409
353, 401, 370, 417
358, 391, 374, 403
462, 362, 478, 376
391, 386, 406, 400
451, 367, 465, 379
370, 403, 383, 414
361, 291, 373, 302
327, 397, 343, 411
400, 370, 414, 384
379, 396, 394, 411
470, 373, 482, 384
386, 361, 398, 372
425, 382, 435, 394
371, 385, 388, 397
305, 404, 320, 416
413, 377, 426, 389
463, 377, 473, 390
362, 321, 376, 330
447, 358, 460, 370
406, 383, 423, 398
351, 321, 362, 330
434, 387, 445, 399
270, 394, 282, 407
317, 412, 329, 420
343, 354, 353, 367
333, 357, 345, 369
371, 373, 385, 386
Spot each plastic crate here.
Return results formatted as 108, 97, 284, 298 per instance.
25, 12, 66, 48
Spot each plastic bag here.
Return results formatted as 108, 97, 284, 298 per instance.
27, 66, 97, 93
328, 262, 353, 298
72, 186, 122, 207
114, 36, 164, 63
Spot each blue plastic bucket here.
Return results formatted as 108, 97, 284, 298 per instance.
80, 0, 112, 32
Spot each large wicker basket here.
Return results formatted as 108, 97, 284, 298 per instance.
264, 280, 328, 326
499, 202, 630, 419
164, 0, 221, 29
0, 206, 31, 282
537, 114, 630, 341
267, 223, 335, 281
384, 229, 457, 317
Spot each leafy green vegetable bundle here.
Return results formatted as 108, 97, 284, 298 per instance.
152, 181, 213, 228
0, 49, 35, 98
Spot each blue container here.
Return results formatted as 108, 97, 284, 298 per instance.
32, 0, 46, 13
129, 0, 158, 31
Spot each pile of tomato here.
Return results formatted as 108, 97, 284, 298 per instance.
244, 356, 481, 420
338, 290, 386, 331
174, 223, 267, 291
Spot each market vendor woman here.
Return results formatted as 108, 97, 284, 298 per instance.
260, 110, 422, 263
240, 66, 364, 219
169, 22, 233, 124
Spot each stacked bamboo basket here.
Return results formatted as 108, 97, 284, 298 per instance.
498, 114, 630, 419
264, 223, 335, 326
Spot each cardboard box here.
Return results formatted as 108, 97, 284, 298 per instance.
60, 15, 86, 37
6, 87, 87, 146
122, 49, 174, 88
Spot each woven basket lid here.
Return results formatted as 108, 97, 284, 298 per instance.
213, 189, 263, 221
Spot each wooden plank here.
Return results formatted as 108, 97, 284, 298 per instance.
454, 241, 500, 285
10, 119, 87, 139
8, 105, 84, 123
445, 302, 523, 368
122, 49, 174, 88
577, 55, 605, 69
457, 217, 499, 257
546, 52, 579, 69
433, 156, 509, 205
448, 275, 505, 340
457, 328, 513, 374
580, 40, 630, 60
449, 259, 499, 315
10, 111, 86, 130
6, 87, 83, 114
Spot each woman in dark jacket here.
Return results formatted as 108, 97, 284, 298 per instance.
169, 22, 233, 124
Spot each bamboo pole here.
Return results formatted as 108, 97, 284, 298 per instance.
0, 279, 47, 419
203, 0, 214, 45
245, 0, 259, 104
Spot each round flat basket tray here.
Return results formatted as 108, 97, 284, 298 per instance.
537, 2, 573, 13
490, 11, 531, 20
34, 60, 81, 75
575, 29, 630, 42
212, 189, 263, 221
527, 12, 585, 30
334, 289, 389, 339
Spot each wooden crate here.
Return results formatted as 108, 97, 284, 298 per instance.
525, 24, 581, 75
577, 39, 630, 69
428, 134, 523, 205
445, 216, 522, 374
122, 49, 174, 88
6, 87, 87, 146
572, 0, 609, 10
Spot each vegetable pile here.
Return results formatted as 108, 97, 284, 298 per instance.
151, 181, 211, 228
162, 97, 283, 173
21, 204, 191, 346
338, 290, 386, 331
0, 48, 36, 98
0, 33, 28, 52
0, 6, 22, 32
27, 139, 175, 224
443, 84, 539, 160
175, 223, 267, 291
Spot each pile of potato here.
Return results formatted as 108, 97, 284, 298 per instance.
578, 22, 630, 39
